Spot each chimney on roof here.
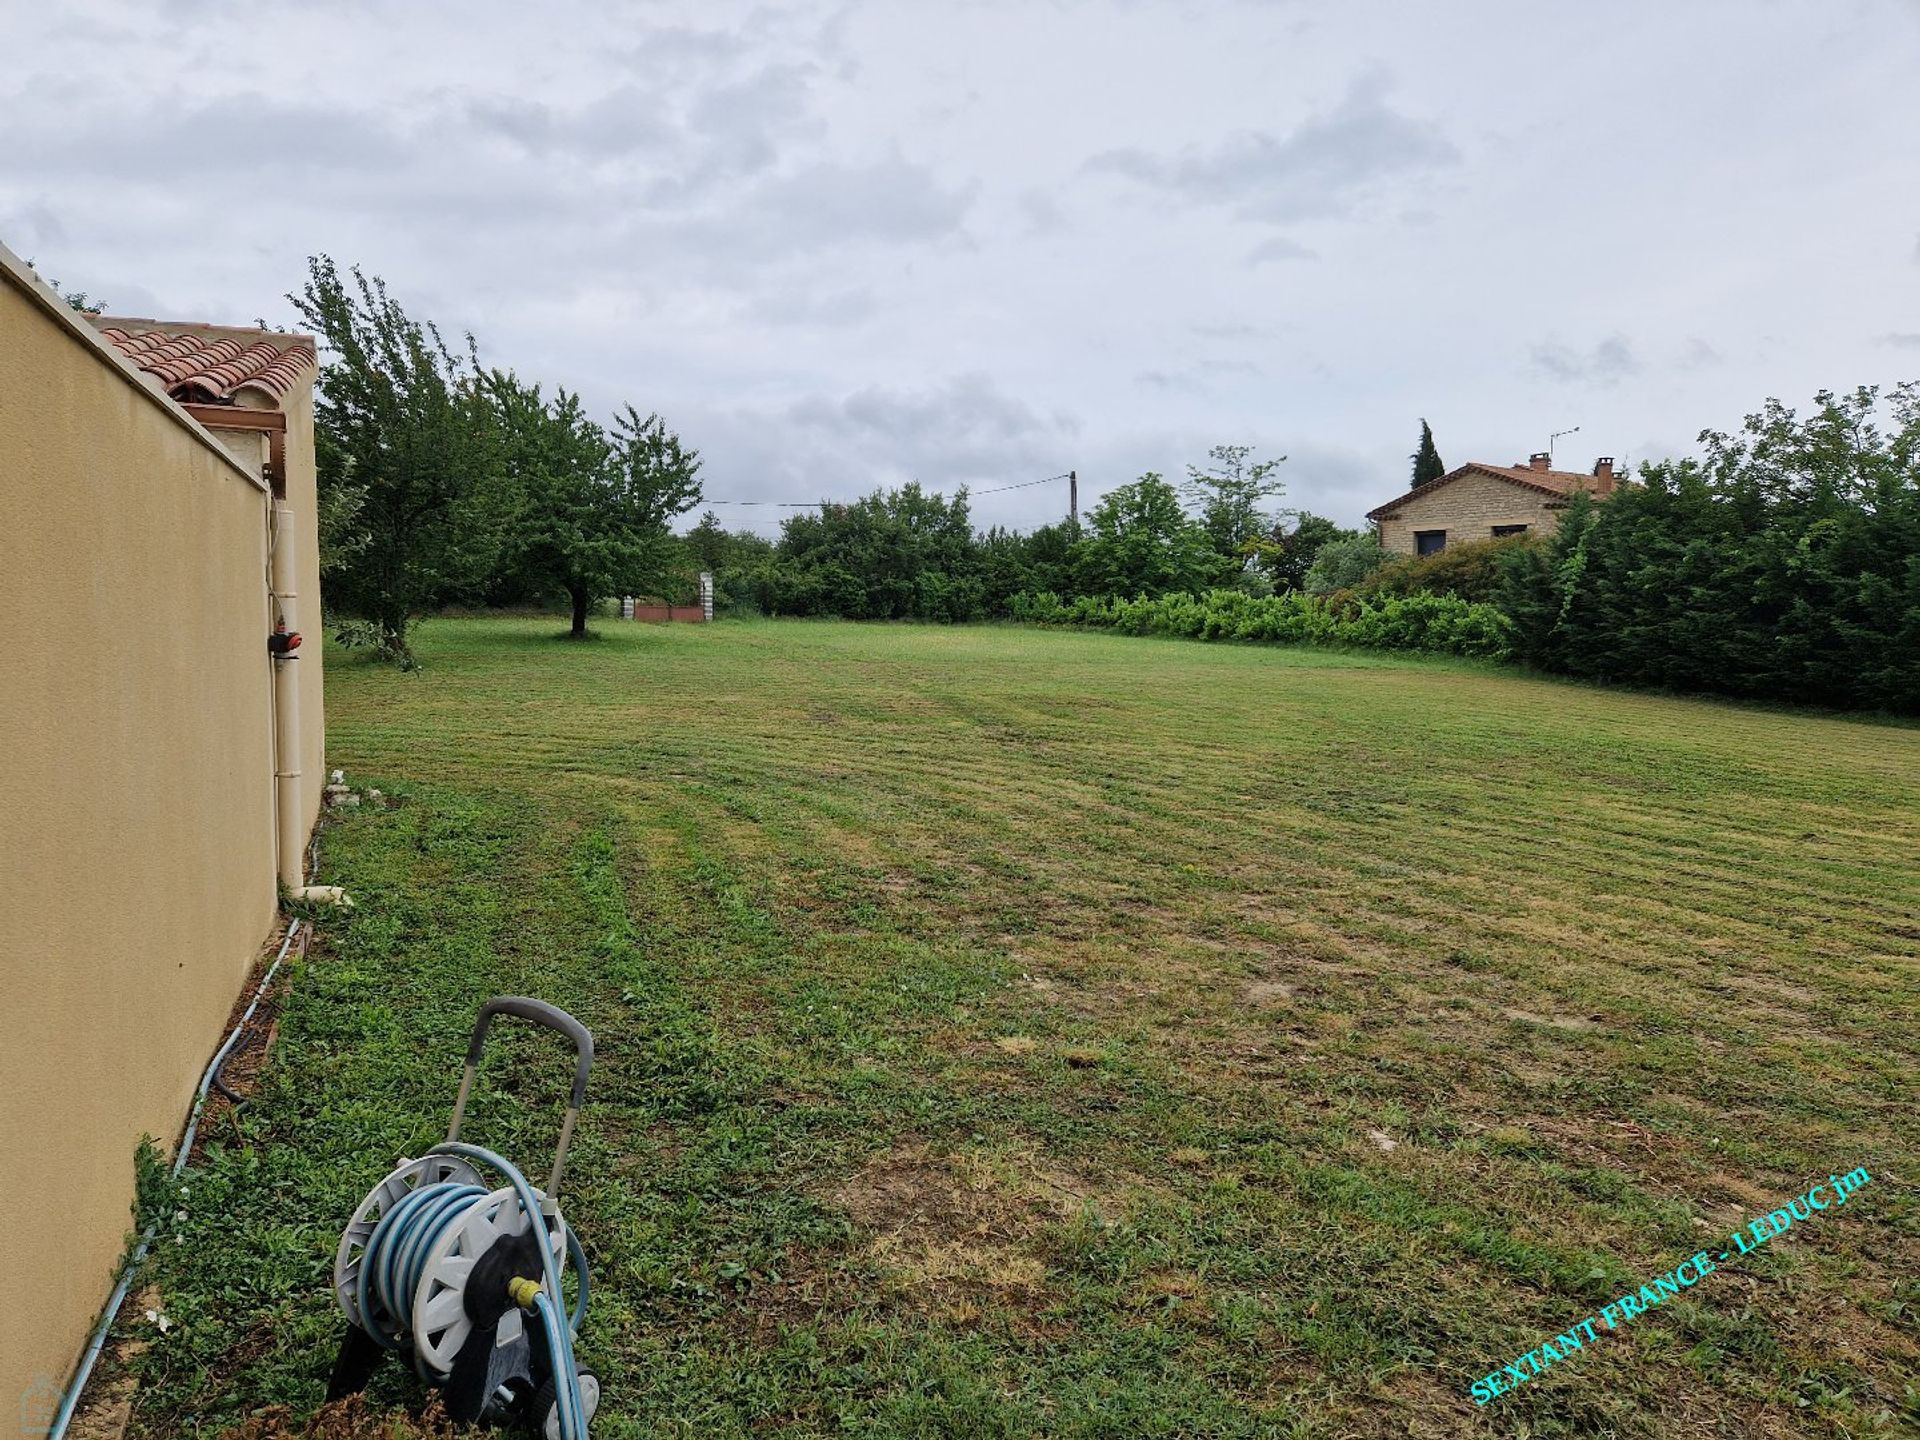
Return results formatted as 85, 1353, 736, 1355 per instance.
1591, 456, 1616, 494
1529, 452, 1551, 472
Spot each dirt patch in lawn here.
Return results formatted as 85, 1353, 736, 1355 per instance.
814, 1140, 1106, 1318
1501, 1006, 1600, 1032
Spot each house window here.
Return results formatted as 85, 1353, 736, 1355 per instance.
1491, 524, 1528, 537
1415, 530, 1446, 557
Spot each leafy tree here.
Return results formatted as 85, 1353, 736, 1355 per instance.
289, 256, 511, 661
486, 376, 701, 637
1180, 444, 1287, 568
1410, 419, 1446, 489
981, 518, 1082, 610
755, 483, 981, 619
316, 478, 370, 576
1304, 534, 1389, 595
1496, 489, 1597, 665
1076, 473, 1220, 598
1255, 512, 1356, 591
601, 405, 704, 615
683, 511, 743, 573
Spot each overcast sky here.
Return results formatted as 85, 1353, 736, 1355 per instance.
5, 0, 1917, 533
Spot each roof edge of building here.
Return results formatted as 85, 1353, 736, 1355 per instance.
89, 315, 317, 409
91, 314, 317, 353
0, 240, 266, 493
1365, 461, 1596, 521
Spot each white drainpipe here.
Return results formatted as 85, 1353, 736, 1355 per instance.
270, 502, 304, 893
270, 501, 348, 905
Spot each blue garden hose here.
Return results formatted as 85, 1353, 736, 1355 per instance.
351, 1141, 591, 1437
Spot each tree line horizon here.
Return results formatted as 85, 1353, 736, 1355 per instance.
300, 257, 1917, 713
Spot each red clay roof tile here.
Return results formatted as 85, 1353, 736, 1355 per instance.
89, 317, 316, 408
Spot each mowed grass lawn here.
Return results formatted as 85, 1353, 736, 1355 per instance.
133, 618, 1918, 1438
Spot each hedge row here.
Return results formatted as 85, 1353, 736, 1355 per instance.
1009, 588, 1514, 659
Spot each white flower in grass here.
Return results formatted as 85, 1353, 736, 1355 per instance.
143, 1308, 172, 1334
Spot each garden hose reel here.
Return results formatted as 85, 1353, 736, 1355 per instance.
327, 997, 600, 1437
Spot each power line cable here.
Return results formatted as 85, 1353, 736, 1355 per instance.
974, 472, 1073, 496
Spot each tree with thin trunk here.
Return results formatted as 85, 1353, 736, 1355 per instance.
489, 374, 703, 637
1179, 444, 1288, 571
1411, 419, 1446, 489
289, 256, 510, 662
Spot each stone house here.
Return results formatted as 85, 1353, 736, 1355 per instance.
1367, 453, 1617, 556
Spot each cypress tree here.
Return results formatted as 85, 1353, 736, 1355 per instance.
1411, 420, 1446, 489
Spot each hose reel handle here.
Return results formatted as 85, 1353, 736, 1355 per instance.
446, 996, 595, 1198
465, 996, 594, 1106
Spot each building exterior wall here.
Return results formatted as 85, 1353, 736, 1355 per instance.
0, 270, 287, 1414
1374, 472, 1568, 555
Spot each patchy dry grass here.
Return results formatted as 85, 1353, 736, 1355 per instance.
129, 618, 1919, 1437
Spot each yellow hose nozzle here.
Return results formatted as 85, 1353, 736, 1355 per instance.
506, 1276, 542, 1309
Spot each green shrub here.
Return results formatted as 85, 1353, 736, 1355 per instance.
1010, 587, 1511, 660
1357, 536, 1532, 604
1009, 590, 1067, 623
1341, 593, 1514, 657
1304, 535, 1389, 595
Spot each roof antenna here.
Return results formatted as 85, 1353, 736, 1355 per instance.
1548, 426, 1580, 466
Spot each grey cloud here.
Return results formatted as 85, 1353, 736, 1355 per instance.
1191, 322, 1278, 341
671, 154, 976, 259
5, 83, 405, 179
6, 0, 1911, 546
689, 64, 817, 139
628, 23, 754, 69
749, 286, 878, 327
1530, 336, 1641, 385
1086, 73, 1457, 222
1017, 190, 1066, 235
1680, 337, 1723, 369
790, 373, 1070, 458
651, 64, 825, 199
1, 201, 69, 252
1247, 235, 1317, 264
518, 84, 675, 160
1278, 443, 1392, 520
1135, 359, 1263, 392
462, 96, 562, 150
675, 374, 1081, 535
458, 68, 790, 171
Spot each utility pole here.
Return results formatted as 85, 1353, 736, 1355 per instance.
1069, 469, 1078, 525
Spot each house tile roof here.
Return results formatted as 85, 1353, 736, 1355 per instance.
88, 317, 316, 408
1366, 460, 1606, 520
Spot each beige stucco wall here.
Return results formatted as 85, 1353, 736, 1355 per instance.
1375, 471, 1568, 555
0, 272, 287, 1415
